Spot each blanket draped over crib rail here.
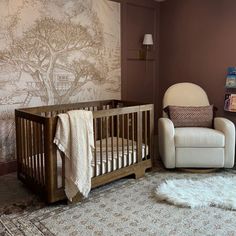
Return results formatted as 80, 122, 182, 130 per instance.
53, 110, 94, 201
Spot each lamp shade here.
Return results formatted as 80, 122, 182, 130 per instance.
143, 34, 153, 45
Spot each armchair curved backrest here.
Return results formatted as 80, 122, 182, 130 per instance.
163, 83, 210, 117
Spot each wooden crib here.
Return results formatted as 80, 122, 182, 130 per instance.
15, 100, 154, 203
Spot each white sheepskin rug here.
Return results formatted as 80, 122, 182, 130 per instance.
155, 176, 236, 210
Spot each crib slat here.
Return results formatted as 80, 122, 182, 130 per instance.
131, 113, 134, 164
23, 119, 29, 176
27, 121, 31, 177
100, 118, 103, 175
19, 118, 24, 173
39, 124, 44, 185
33, 122, 39, 183
105, 116, 109, 173
126, 114, 129, 167
42, 124, 46, 185
38, 124, 44, 186
111, 116, 114, 171
150, 107, 154, 161
37, 123, 42, 185
32, 122, 36, 180
22, 119, 27, 176
136, 113, 138, 163
94, 119, 97, 177
36, 123, 41, 184
61, 152, 65, 188
30, 121, 35, 178
16, 117, 22, 174
23, 119, 27, 173
144, 111, 147, 159
148, 111, 151, 157
17, 118, 23, 173
33, 122, 38, 184
28, 121, 33, 179
116, 115, 119, 169
30, 121, 34, 178
150, 109, 154, 159
37, 123, 41, 184
121, 114, 124, 168
137, 111, 142, 163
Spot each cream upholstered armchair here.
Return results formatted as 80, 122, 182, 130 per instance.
158, 82, 235, 169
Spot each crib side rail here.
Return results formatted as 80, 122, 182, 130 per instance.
18, 100, 116, 115
16, 100, 146, 118
92, 104, 154, 177
15, 109, 51, 199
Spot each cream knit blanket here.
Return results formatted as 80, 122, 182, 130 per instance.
53, 110, 94, 201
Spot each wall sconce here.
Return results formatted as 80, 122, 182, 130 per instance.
140, 34, 153, 60
143, 34, 153, 49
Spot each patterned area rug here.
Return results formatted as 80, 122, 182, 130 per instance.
1, 167, 236, 236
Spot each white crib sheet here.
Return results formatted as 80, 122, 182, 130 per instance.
56, 137, 148, 188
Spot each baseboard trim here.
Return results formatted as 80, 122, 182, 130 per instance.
0, 160, 17, 176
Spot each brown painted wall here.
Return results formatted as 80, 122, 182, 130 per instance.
121, 0, 160, 127
159, 0, 236, 122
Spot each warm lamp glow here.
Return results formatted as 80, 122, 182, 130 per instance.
143, 34, 153, 45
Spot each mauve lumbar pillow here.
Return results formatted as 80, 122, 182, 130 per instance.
163, 105, 214, 128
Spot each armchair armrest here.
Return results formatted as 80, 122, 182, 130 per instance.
214, 117, 235, 168
158, 118, 175, 168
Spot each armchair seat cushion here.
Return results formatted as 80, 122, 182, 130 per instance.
175, 127, 225, 148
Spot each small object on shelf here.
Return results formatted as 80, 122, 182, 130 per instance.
227, 67, 236, 75
225, 67, 236, 88
224, 93, 236, 112
225, 75, 236, 88
224, 67, 236, 112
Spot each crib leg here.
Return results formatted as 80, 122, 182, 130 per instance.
134, 168, 146, 179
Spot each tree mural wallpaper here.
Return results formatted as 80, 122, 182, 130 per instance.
0, 0, 121, 162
